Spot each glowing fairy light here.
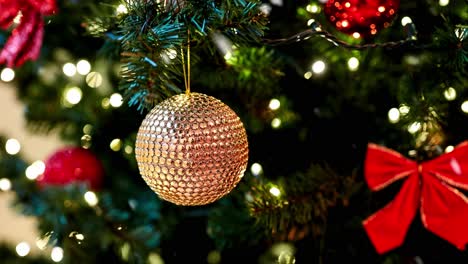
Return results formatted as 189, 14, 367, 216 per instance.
84, 191, 98, 206
461, 101, 468, 113
250, 163, 263, 176
347, 57, 359, 71
76, 60, 91, 75
399, 104, 410, 115
269, 99, 281, 110
116, 4, 128, 14
51, 246, 64, 262
311, 60, 326, 74
445, 145, 454, 153
269, 186, 281, 197
109, 93, 124, 108
443, 87, 457, 101
1, 68, 15, 82
16, 242, 30, 257
407, 122, 421, 134
0, 178, 12, 191
5, 138, 21, 155
64, 87, 83, 105
271, 118, 282, 128
401, 17, 412, 26
110, 138, 122, 152
439, 0, 449, 6
388, 108, 400, 123
303, 71, 312, 79
85, 72, 103, 88
25, 160, 46, 180
62, 63, 77, 77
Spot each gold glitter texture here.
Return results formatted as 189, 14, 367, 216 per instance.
135, 92, 249, 206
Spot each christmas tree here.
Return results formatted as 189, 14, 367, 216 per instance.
0, 0, 467, 263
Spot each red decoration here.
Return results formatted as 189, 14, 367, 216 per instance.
38, 147, 104, 190
363, 141, 468, 254
0, 0, 57, 68
323, 0, 399, 38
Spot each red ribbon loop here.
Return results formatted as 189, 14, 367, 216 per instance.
0, 0, 57, 67
363, 141, 468, 254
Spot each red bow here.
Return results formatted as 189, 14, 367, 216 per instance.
0, 0, 57, 67
363, 141, 468, 254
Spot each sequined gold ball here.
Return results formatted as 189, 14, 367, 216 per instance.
135, 92, 249, 206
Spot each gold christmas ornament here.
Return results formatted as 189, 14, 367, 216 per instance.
135, 92, 249, 206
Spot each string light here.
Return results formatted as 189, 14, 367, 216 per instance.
271, 118, 282, 128
51, 246, 64, 262
16, 242, 30, 257
101, 98, 110, 109
124, 145, 133, 154
399, 104, 410, 115
407, 122, 421, 134
84, 191, 99, 206
1, 68, 15, 82
303, 71, 312, 79
269, 98, 281, 110
0, 178, 12, 191
85, 72, 103, 88
439, 0, 449, 6
64, 87, 83, 105
311, 60, 326, 74
5, 138, 21, 155
461, 101, 468, 113
83, 124, 93, 135
259, 4, 272, 15
13, 11, 23, 24
25, 161, 46, 180
307, 19, 315, 26
110, 138, 122, 151
62, 63, 77, 77
269, 186, 281, 197
388, 108, 400, 123
443, 87, 457, 101
76, 60, 91, 75
347, 57, 359, 71
109, 93, 124, 108
270, 0, 283, 6
401, 17, 413, 26
445, 145, 454, 153
116, 4, 128, 14
306, 4, 320, 13
352, 32, 361, 39
250, 163, 263, 176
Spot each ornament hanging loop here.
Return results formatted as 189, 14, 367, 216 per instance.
181, 30, 191, 95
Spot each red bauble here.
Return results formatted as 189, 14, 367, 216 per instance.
323, 0, 399, 38
37, 147, 104, 190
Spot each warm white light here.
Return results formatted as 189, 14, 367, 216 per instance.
377, 6, 385, 12
110, 138, 122, 152
269, 99, 281, 110
51, 246, 64, 262
399, 104, 410, 115
13, 11, 23, 24
83, 124, 93, 135
408, 122, 421, 134
461, 101, 468, 113
347, 57, 359, 71
259, 3, 272, 15
352, 32, 361, 39
16, 242, 30, 257
62, 63, 77, 77
311, 60, 326, 74
250, 163, 263, 176
109, 93, 123, 108
124, 145, 133, 154
25, 160, 46, 180
444, 87, 457, 101
271, 118, 281, 128
85, 72, 103, 88
166, 49, 177, 60
439, 0, 449, 6
5, 138, 21, 155
388, 108, 400, 123
116, 4, 128, 14
0, 178, 12, 191
307, 19, 315, 26
303, 71, 312, 79
306, 4, 319, 13
269, 186, 281, 197
224, 52, 232, 60
270, 0, 283, 6
84, 191, 98, 206
76, 60, 91, 75
64, 87, 83, 105
75, 233, 84, 240
445, 145, 454, 153
401, 17, 413, 26
1, 68, 15, 82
